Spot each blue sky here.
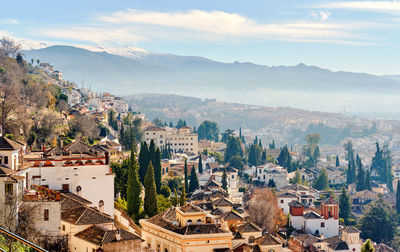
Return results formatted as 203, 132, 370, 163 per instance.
2, 0, 400, 75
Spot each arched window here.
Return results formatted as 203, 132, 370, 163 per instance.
268, 250, 275, 252
99, 200, 104, 212
197, 219, 202, 224
164, 249, 168, 252
187, 219, 192, 225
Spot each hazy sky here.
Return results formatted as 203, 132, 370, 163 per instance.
2, 0, 400, 75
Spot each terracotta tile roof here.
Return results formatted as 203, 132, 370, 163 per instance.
288, 201, 304, 207
254, 234, 282, 246
278, 192, 298, 198
375, 243, 396, 252
179, 203, 204, 213
211, 208, 225, 216
213, 198, 234, 207
196, 202, 214, 211
223, 211, 244, 221
0, 166, 14, 176
61, 192, 92, 205
0, 136, 23, 150
303, 211, 321, 219
4, 175, 25, 182
322, 197, 339, 205
206, 179, 221, 188
232, 232, 244, 240
61, 206, 113, 225
327, 241, 349, 250
341, 226, 360, 233
322, 235, 342, 245
237, 222, 262, 233
291, 234, 320, 247
177, 224, 228, 235
74, 225, 140, 246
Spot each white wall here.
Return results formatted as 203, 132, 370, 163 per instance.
278, 197, 297, 215
29, 164, 115, 217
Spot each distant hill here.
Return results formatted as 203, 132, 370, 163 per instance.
23, 45, 400, 113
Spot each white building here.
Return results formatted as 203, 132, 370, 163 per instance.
144, 126, 198, 154
255, 163, 289, 189
25, 141, 115, 217
289, 197, 340, 238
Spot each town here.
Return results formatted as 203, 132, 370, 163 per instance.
0, 37, 398, 252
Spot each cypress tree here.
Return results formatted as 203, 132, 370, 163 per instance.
127, 147, 141, 216
239, 127, 242, 140
267, 179, 276, 188
361, 239, 374, 252
189, 165, 199, 193
144, 161, 158, 217
184, 159, 188, 192
179, 184, 186, 206
222, 167, 228, 191
365, 170, 372, 191
172, 188, 179, 206
336, 155, 340, 167
313, 168, 329, 190
198, 155, 203, 174
396, 181, 400, 214
149, 139, 156, 167
339, 187, 351, 224
154, 147, 162, 194
138, 142, 149, 184
356, 154, 366, 191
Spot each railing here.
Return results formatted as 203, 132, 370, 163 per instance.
0, 226, 48, 252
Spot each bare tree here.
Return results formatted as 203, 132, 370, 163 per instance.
247, 188, 284, 233
69, 114, 100, 140
0, 37, 21, 59
0, 194, 40, 252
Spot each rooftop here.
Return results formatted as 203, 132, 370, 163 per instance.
74, 225, 140, 246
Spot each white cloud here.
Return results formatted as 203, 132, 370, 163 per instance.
34, 9, 367, 46
0, 18, 19, 25
318, 1, 400, 14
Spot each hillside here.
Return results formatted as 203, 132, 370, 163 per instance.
23, 46, 400, 113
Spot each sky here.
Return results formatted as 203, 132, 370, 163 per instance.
1, 0, 400, 75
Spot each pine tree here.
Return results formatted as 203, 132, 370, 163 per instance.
154, 147, 162, 194
336, 155, 340, 167
179, 184, 186, 206
138, 142, 149, 184
222, 167, 228, 191
198, 155, 203, 174
396, 181, 400, 214
361, 239, 374, 252
144, 161, 158, 217
189, 165, 199, 193
339, 187, 351, 224
184, 159, 188, 192
313, 168, 329, 190
365, 170, 372, 190
356, 154, 366, 191
127, 147, 141, 216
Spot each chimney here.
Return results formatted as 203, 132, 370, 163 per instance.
105, 152, 110, 165
115, 230, 121, 241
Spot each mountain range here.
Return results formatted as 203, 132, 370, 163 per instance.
23, 45, 400, 114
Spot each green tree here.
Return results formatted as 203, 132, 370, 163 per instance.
154, 147, 162, 193
176, 119, 186, 129
359, 195, 397, 243
248, 143, 263, 166
336, 155, 340, 167
365, 170, 372, 190
221, 129, 235, 143
144, 162, 158, 217
361, 239, 375, 252
382, 145, 394, 192
184, 159, 188, 192
356, 154, 366, 191
339, 187, 351, 224
225, 137, 243, 162
171, 188, 179, 206
126, 147, 142, 217
160, 185, 171, 198
157, 194, 172, 212
189, 165, 199, 193
344, 140, 356, 184
229, 155, 244, 172
179, 184, 186, 206
277, 145, 292, 171
267, 179, 276, 188
198, 120, 219, 141
198, 155, 203, 174
313, 168, 329, 190
292, 168, 302, 184
152, 118, 164, 127
138, 142, 149, 184
396, 181, 400, 214
222, 167, 228, 191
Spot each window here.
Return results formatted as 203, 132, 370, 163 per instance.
62, 225, 65, 231
44, 209, 49, 221
232, 175, 234, 179
321, 222, 325, 227
281, 200, 284, 203
99, 200, 104, 212
4, 156, 8, 164
5, 184, 13, 194
62, 184, 69, 192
